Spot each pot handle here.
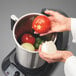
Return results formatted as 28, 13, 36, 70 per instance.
11, 15, 18, 30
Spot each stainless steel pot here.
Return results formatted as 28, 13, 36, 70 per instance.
11, 13, 57, 69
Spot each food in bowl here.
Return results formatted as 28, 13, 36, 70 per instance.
21, 33, 35, 45
34, 37, 43, 49
21, 33, 44, 51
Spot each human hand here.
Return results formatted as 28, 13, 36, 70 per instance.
35, 10, 71, 36
38, 45, 73, 63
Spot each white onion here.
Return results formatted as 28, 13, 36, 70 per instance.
41, 41, 57, 54
21, 43, 35, 51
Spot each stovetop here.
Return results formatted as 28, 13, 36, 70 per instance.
2, 48, 58, 76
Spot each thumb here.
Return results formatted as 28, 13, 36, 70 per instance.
40, 30, 55, 36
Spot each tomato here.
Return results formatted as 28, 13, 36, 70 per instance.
21, 34, 35, 45
32, 15, 51, 34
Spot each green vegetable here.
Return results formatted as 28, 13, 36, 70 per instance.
34, 43, 40, 49
34, 37, 44, 49
35, 37, 42, 44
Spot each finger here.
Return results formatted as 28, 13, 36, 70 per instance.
38, 44, 42, 52
47, 59, 56, 63
39, 50, 61, 63
47, 58, 63, 63
40, 31, 54, 36
39, 50, 51, 58
34, 31, 39, 34
45, 10, 59, 16
39, 52, 51, 62
39, 53, 59, 63
48, 16, 55, 21
39, 53, 57, 63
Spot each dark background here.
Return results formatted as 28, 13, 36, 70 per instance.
0, 0, 76, 76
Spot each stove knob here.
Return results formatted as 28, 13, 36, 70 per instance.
14, 71, 20, 76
